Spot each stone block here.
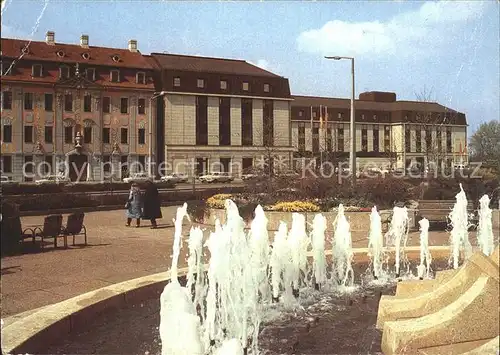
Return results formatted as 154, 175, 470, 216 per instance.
395, 269, 458, 298
381, 275, 499, 354
377, 251, 499, 329
417, 336, 499, 355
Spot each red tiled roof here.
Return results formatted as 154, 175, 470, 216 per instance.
1, 38, 154, 69
150, 53, 281, 77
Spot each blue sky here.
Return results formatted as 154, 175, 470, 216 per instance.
1, 0, 498, 132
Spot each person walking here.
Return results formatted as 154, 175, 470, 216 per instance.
125, 182, 142, 227
142, 179, 162, 229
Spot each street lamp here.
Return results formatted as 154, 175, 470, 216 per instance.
149, 91, 167, 178
325, 56, 356, 185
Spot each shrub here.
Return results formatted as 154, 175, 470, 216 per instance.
267, 201, 320, 212
357, 178, 414, 209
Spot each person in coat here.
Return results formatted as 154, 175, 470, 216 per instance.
142, 180, 162, 228
126, 182, 142, 227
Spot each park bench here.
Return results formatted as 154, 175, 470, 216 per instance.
32, 214, 66, 250
61, 212, 87, 246
417, 200, 477, 224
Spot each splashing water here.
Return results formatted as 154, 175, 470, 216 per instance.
477, 194, 494, 256
449, 184, 472, 269
332, 204, 354, 286
288, 213, 310, 291
170, 203, 189, 281
248, 205, 271, 302
311, 213, 327, 289
270, 222, 294, 305
368, 206, 384, 280
417, 218, 432, 279
186, 226, 206, 322
385, 206, 410, 277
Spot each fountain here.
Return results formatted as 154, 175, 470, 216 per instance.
248, 205, 271, 302
449, 183, 473, 269
385, 206, 410, 277
311, 213, 327, 289
477, 194, 494, 256
332, 204, 354, 287
368, 206, 384, 280
417, 218, 432, 279
288, 213, 310, 294
270, 221, 294, 305
186, 226, 206, 321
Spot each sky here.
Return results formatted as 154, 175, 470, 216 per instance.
1, 0, 499, 133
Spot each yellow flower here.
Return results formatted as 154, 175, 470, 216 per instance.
206, 194, 232, 209
267, 201, 320, 212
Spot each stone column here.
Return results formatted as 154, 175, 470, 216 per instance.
252, 99, 263, 146
230, 98, 242, 146
207, 97, 219, 145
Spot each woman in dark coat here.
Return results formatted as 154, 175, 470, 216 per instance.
142, 180, 162, 228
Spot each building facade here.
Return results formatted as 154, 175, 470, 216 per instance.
149, 53, 294, 176
290, 91, 468, 171
1, 32, 156, 182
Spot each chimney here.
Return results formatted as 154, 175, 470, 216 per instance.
80, 34, 89, 48
46, 31, 55, 45
128, 39, 138, 52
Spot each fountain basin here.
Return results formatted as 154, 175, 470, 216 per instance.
1, 247, 459, 354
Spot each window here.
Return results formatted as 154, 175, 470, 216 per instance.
85, 68, 95, 81
313, 110, 317, 118
44, 126, 53, 143
138, 128, 146, 145
136, 72, 146, 84
197, 79, 205, 88
242, 82, 249, 91
337, 127, 344, 152
173, 77, 181, 87
1, 155, 12, 173
102, 97, 111, 113
436, 129, 442, 153
3, 124, 12, 143
298, 122, 305, 152
32, 64, 42, 77
384, 125, 391, 151
338, 112, 343, 119
59, 66, 70, 79
263, 100, 274, 146
425, 128, 432, 154
241, 98, 253, 146
110, 70, 120, 83
299, 110, 304, 118
373, 125, 379, 152
24, 125, 33, 143
64, 93, 73, 112
415, 128, 422, 152
102, 127, 110, 144
24, 155, 33, 181
120, 98, 128, 114
220, 80, 227, 90
263, 83, 270, 93
326, 126, 333, 151
102, 155, 111, 173
138, 155, 146, 168
120, 128, 128, 144
137, 98, 146, 115
83, 94, 92, 112
121, 156, 128, 175
312, 123, 319, 153
44, 155, 53, 175
373, 114, 378, 120
242, 158, 253, 171
44, 93, 53, 111
219, 97, 231, 146
83, 126, 92, 143
220, 158, 231, 173
2, 91, 12, 110
196, 96, 208, 146
64, 126, 73, 144
24, 92, 33, 110
405, 126, 411, 152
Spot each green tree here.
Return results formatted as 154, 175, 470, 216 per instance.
469, 120, 500, 168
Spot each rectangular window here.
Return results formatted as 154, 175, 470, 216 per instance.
196, 96, 208, 146
44, 126, 53, 143
312, 123, 319, 153
405, 126, 411, 152
64, 93, 73, 112
121, 156, 128, 175
263, 100, 274, 146
173, 77, 181, 87
220, 158, 231, 173
32, 64, 42, 78
85, 68, 95, 81
102, 97, 111, 113
120, 98, 128, 114
373, 125, 379, 152
44, 155, 53, 175
263, 83, 270, 93
60, 66, 70, 79
384, 125, 391, 151
242, 158, 253, 172
361, 125, 368, 152
241, 98, 253, 146
24, 125, 33, 143
102, 127, 110, 144
2, 91, 12, 110
83, 94, 92, 112
3, 124, 12, 143
64, 126, 73, 144
436, 129, 442, 153
416, 128, 422, 152
298, 122, 305, 152
138, 98, 146, 115
120, 128, 128, 144
110, 70, 120, 83
83, 127, 92, 144
242, 82, 249, 91
24, 155, 33, 181
219, 97, 231, 146
425, 128, 432, 154
136, 72, 146, 84
138, 128, 146, 145
102, 155, 111, 173
197, 79, 205, 88
326, 127, 333, 151
337, 127, 344, 152
24, 92, 33, 110
220, 80, 227, 90
44, 93, 53, 111
2, 155, 12, 173
138, 155, 146, 168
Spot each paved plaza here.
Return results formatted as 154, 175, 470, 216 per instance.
1, 207, 497, 319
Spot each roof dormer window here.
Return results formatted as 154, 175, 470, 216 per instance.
173, 77, 181, 87
242, 82, 249, 91
82, 52, 90, 60
136, 72, 146, 85
197, 79, 205, 88
110, 70, 120, 83
220, 80, 227, 90
263, 83, 270, 93
85, 68, 96, 81
21, 46, 30, 55
32, 64, 43, 78
59, 66, 70, 79
112, 55, 120, 63
56, 50, 65, 58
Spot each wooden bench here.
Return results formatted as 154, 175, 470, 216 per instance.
417, 200, 476, 224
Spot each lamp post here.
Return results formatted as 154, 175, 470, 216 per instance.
149, 91, 167, 178
325, 56, 356, 185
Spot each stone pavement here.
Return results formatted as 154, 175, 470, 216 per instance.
1, 207, 496, 318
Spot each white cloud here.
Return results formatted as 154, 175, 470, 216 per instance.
296, 1, 487, 58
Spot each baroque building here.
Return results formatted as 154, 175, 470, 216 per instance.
290, 91, 468, 171
1, 32, 156, 181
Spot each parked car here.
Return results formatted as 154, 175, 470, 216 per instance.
123, 173, 152, 184
35, 175, 70, 185
161, 173, 189, 183
198, 172, 234, 183
241, 168, 262, 181
1, 175, 12, 184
